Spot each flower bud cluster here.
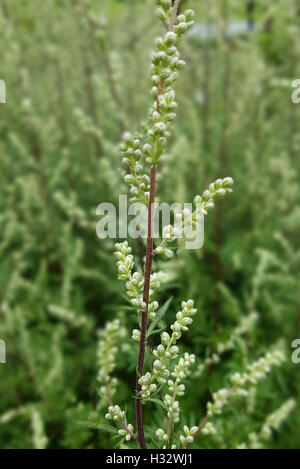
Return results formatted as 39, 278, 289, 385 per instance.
230, 349, 284, 387
207, 349, 285, 418
121, 133, 150, 203
138, 300, 197, 397
179, 425, 198, 446
143, 4, 195, 165
172, 352, 195, 381
126, 271, 144, 302
114, 241, 134, 280
193, 177, 234, 217
167, 381, 185, 397
149, 271, 167, 293
207, 389, 232, 417
132, 271, 167, 321
99, 341, 135, 440
162, 353, 195, 423
174, 10, 195, 37
155, 428, 176, 448
153, 178, 234, 257
118, 423, 134, 442
156, 0, 172, 23
155, 427, 168, 441
105, 405, 135, 441
154, 241, 174, 259
132, 329, 141, 342
138, 372, 158, 398
238, 399, 296, 449
260, 398, 296, 441
201, 422, 217, 436
97, 319, 125, 396
120, 5, 195, 202
163, 392, 180, 423
115, 242, 160, 321
105, 404, 125, 422
171, 300, 197, 337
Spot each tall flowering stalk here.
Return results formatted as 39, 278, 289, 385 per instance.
97, 0, 290, 450
115, 0, 233, 449
124, 0, 194, 448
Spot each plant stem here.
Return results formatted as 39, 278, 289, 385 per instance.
168, 0, 181, 32
135, 0, 181, 449
135, 164, 156, 449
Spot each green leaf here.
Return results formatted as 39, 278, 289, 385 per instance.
150, 435, 161, 449
147, 296, 173, 338
144, 398, 169, 411
76, 421, 118, 434
136, 365, 142, 378
97, 424, 119, 434
146, 326, 166, 339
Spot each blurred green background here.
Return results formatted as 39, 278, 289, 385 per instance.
0, 0, 299, 449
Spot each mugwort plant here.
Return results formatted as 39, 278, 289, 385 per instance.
96, 0, 293, 449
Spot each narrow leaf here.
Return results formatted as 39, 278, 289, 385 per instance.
147, 296, 173, 337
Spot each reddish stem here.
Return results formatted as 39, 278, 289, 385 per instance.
135, 0, 181, 449
135, 165, 156, 449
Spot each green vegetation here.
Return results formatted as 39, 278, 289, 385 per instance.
0, 0, 299, 449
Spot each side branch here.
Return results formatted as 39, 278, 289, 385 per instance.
168, 0, 182, 32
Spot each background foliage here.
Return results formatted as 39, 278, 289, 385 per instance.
0, 0, 299, 449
